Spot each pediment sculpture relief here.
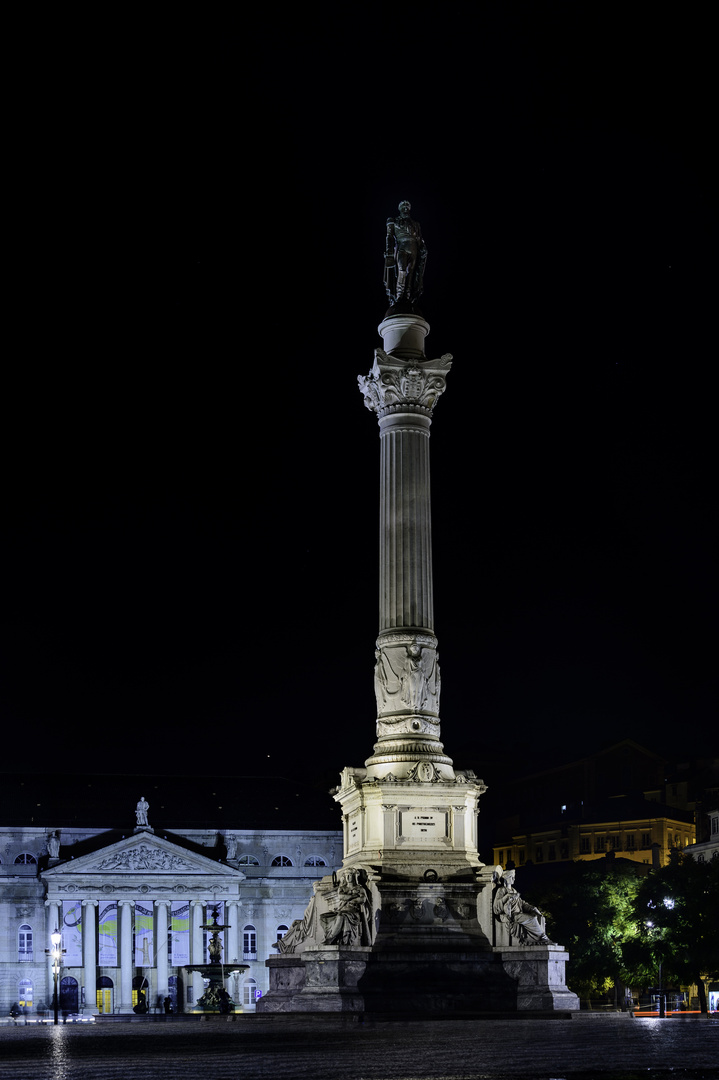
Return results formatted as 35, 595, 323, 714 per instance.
91, 845, 195, 873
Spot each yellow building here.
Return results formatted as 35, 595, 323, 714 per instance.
494, 795, 695, 870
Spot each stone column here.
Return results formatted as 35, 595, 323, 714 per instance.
82, 900, 97, 1014
358, 316, 454, 779
227, 901, 240, 965
191, 901, 204, 1005
45, 900, 62, 1010
156, 900, 170, 1004
118, 901, 134, 1013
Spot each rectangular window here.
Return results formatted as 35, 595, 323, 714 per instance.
580, 837, 591, 853
243, 931, 257, 959
595, 836, 606, 853
711, 817, 718, 836
609, 836, 620, 850
18, 930, 33, 962
548, 845, 556, 861
518, 849, 525, 865
535, 846, 544, 862
642, 833, 652, 848
626, 834, 635, 850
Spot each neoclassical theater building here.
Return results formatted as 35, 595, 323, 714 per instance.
0, 776, 342, 1016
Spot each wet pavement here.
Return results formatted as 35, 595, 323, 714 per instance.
1, 1014, 718, 1080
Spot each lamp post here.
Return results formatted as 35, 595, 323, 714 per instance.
47, 927, 63, 1025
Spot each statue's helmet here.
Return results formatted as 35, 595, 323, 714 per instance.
398, 200, 411, 213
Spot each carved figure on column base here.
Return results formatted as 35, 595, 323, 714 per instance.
273, 869, 373, 953
374, 636, 440, 719
492, 866, 553, 946
320, 868, 372, 947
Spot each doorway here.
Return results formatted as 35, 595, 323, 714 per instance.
96, 975, 114, 1014
59, 976, 78, 1014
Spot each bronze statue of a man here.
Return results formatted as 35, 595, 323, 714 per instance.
384, 200, 427, 309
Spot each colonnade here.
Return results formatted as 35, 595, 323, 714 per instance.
45, 897, 243, 1014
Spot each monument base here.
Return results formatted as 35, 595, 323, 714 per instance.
257, 863, 578, 1015
259, 944, 578, 1014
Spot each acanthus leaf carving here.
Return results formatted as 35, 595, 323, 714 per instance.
359, 350, 452, 417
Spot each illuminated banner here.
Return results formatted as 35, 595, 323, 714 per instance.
171, 901, 190, 966
98, 902, 118, 965
62, 901, 83, 966
205, 902, 224, 962
135, 902, 154, 966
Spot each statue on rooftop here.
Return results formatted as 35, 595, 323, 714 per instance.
384, 200, 427, 308
135, 796, 150, 827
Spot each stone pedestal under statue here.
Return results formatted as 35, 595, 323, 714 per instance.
259, 203, 578, 1014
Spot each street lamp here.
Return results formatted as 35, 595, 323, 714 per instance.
49, 928, 62, 1025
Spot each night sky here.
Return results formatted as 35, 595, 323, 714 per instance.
2, 10, 715, 805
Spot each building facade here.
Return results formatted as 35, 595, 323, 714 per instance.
1, 821, 341, 1017
494, 799, 696, 870
684, 808, 719, 864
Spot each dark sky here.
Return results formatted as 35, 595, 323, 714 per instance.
2, 10, 716, 798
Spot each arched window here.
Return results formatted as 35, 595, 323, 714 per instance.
238, 855, 260, 866
14, 853, 37, 865
271, 855, 293, 867
276, 924, 289, 941
18, 979, 33, 1010
243, 925, 257, 959
18, 925, 33, 961
243, 977, 258, 1006
304, 855, 327, 866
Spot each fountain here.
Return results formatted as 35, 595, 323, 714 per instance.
183, 904, 248, 1014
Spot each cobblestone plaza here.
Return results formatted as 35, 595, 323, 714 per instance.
1, 1015, 717, 1080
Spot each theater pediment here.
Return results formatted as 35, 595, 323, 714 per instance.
43, 832, 242, 879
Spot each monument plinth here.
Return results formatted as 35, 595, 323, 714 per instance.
258, 202, 578, 1014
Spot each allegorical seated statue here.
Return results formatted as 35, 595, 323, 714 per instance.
320, 868, 371, 947
493, 865, 553, 946
273, 869, 372, 953
384, 200, 427, 309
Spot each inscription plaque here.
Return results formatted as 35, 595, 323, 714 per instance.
399, 810, 449, 842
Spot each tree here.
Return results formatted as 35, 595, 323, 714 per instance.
528, 859, 645, 1003
630, 851, 719, 1014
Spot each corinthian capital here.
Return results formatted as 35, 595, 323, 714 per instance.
358, 349, 452, 418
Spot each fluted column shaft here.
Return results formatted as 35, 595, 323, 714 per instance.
82, 901, 97, 1014
379, 411, 433, 633
227, 901, 240, 965
156, 900, 170, 1002
119, 901, 134, 1013
191, 901, 204, 1005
